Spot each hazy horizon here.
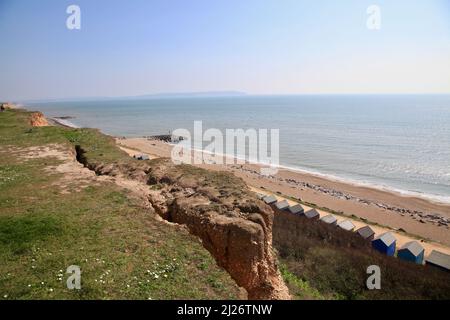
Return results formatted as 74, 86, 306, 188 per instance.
17, 92, 450, 104
1, 0, 449, 101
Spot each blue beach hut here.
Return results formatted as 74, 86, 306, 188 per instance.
372, 232, 396, 256
397, 241, 425, 264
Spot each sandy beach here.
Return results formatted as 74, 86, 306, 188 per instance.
117, 137, 450, 250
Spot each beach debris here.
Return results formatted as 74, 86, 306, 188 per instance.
133, 154, 150, 161
147, 135, 185, 143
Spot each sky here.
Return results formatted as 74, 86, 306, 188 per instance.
0, 0, 449, 101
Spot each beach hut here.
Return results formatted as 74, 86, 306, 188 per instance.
320, 214, 337, 226
356, 226, 375, 241
288, 204, 304, 215
256, 193, 266, 200
275, 200, 290, 211
397, 241, 425, 264
337, 220, 355, 232
304, 209, 320, 220
263, 195, 277, 205
372, 232, 396, 256
426, 250, 450, 272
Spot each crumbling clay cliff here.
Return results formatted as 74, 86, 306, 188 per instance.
146, 160, 290, 299
29, 112, 49, 127
82, 154, 290, 300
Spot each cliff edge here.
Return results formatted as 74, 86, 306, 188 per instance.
83, 155, 290, 299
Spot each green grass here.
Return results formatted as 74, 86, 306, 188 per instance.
274, 210, 450, 300
279, 263, 326, 300
0, 110, 240, 300
0, 215, 62, 255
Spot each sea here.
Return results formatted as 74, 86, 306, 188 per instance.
27, 94, 450, 204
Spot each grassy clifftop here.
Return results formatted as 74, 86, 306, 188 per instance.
0, 109, 241, 299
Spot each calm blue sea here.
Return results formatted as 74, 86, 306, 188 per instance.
28, 94, 450, 204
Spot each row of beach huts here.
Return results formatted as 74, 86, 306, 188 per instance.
258, 193, 450, 272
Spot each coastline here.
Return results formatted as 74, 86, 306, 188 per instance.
47, 117, 79, 128
5, 107, 450, 300
43, 112, 450, 246
270, 163, 450, 206
29, 104, 450, 206
117, 137, 450, 247
170, 143, 450, 206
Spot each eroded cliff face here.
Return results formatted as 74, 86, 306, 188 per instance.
1, 102, 14, 111
83, 155, 290, 300
29, 112, 49, 127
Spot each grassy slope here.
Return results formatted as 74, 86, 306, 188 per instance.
0, 110, 240, 300
274, 211, 450, 300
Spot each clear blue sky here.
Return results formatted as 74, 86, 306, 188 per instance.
0, 0, 449, 101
